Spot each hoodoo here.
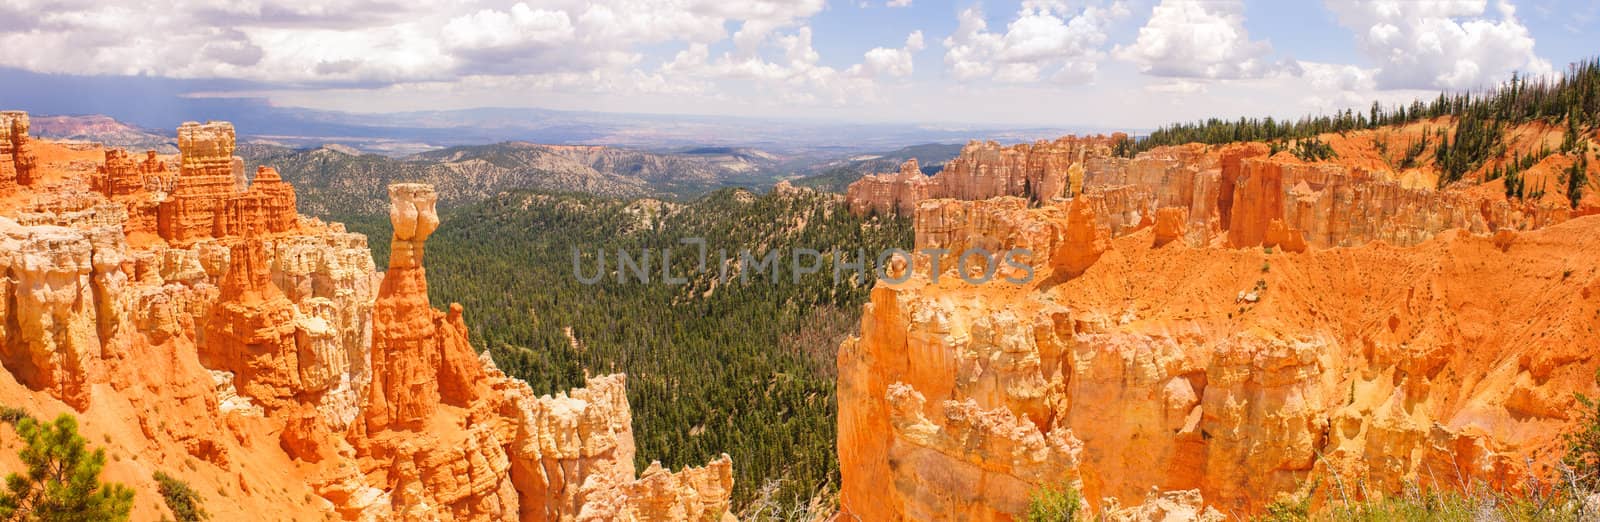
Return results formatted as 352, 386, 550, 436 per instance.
837, 123, 1600, 519
0, 112, 735, 521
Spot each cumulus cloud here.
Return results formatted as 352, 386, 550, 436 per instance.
0, 0, 935, 108
943, 2, 1126, 84
887, 0, 912, 7
1115, 0, 1278, 79
661, 24, 919, 105
1325, 0, 1552, 90
442, 5, 574, 52
849, 31, 925, 78
0, 0, 827, 84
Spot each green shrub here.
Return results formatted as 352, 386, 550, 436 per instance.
1292, 137, 1338, 162
0, 407, 31, 426
1260, 494, 1310, 522
153, 471, 209, 522
1025, 482, 1082, 522
1565, 369, 1600, 491
1321, 488, 1477, 522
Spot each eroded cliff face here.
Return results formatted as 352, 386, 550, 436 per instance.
847, 135, 1125, 217
0, 112, 733, 521
847, 125, 1589, 253
838, 190, 1600, 519
0, 111, 39, 195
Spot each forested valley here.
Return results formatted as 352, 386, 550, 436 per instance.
332, 187, 911, 512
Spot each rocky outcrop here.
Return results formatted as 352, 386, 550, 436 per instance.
1050, 199, 1110, 277
1226, 158, 1571, 249
343, 183, 735, 521
156, 122, 296, 246
0, 111, 38, 194
847, 134, 1126, 217
848, 158, 938, 217
857, 133, 1574, 253
839, 194, 1600, 519
365, 183, 462, 431
0, 112, 734, 521
160, 122, 239, 243
1152, 207, 1190, 247
0, 224, 101, 409
91, 148, 167, 198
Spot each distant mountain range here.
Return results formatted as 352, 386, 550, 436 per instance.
1, 68, 1100, 155
27, 110, 967, 206
239, 141, 795, 216
274, 106, 1077, 155
28, 114, 177, 153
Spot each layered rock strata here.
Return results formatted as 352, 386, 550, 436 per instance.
154, 121, 295, 246
0, 112, 735, 521
0, 110, 38, 194
854, 135, 1575, 251
320, 182, 734, 521
847, 134, 1125, 217
838, 194, 1600, 520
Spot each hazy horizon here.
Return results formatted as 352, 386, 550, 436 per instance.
3, 0, 1596, 132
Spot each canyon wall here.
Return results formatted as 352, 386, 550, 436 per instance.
0, 112, 733, 521
848, 136, 1577, 251
847, 134, 1124, 217
839, 189, 1600, 520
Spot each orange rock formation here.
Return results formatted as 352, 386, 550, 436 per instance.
858, 130, 1588, 254
0, 111, 38, 194
847, 134, 1125, 217
838, 127, 1600, 518
0, 111, 734, 521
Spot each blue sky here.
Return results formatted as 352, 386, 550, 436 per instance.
0, 0, 1595, 130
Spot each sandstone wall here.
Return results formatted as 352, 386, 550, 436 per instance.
0, 111, 38, 194
839, 195, 1600, 520
846, 134, 1126, 217
154, 121, 296, 246
862, 133, 1572, 253
0, 112, 735, 521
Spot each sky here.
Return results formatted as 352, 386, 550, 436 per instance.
0, 0, 1596, 130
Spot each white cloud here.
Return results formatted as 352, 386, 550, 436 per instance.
1297, 61, 1376, 93
943, 2, 1125, 84
660, 26, 890, 105
442, 5, 573, 52
1325, 0, 1552, 89
1144, 79, 1207, 95
887, 0, 912, 7
0, 0, 829, 83
848, 31, 924, 78
1115, 0, 1278, 79
0, 0, 929, 109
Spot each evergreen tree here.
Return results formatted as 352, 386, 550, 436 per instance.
0, 414, 135, 522
1570, 151, 1589, 209
334, 188, 913, 509
1566, 370, 1600, 491
1132, 57, 1600, 156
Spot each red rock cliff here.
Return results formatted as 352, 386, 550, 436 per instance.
839, 194, 1600, 520
0, 112, 735, 521
847, 134, 1126, 217
0, 111, 38, 194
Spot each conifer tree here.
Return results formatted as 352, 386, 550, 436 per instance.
0, 414, 135, 522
